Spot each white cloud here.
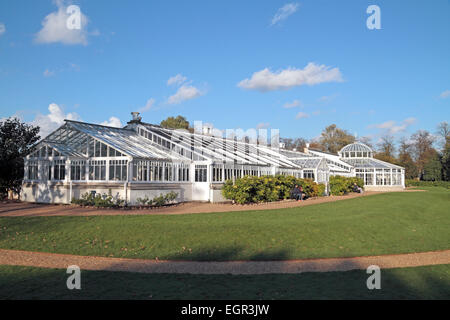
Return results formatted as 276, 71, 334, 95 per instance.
31, 103, 81, 138
368, 117, 417, 135
271, 3, 299, 26
167, 85, 203, 104
0, 23, 5, 36
295, 112, 309, 119
283, 100, 302, 108
100, 116, 122, 128
138, 98, 156, 113
167, 74, 187, 86
43, 69, 55, 77
371, 120, 395, 130
440, 90, 450, 99
35, 1, 92, 45
238, 62, 343, 92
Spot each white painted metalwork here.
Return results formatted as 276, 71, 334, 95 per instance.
22, 115, 405, 204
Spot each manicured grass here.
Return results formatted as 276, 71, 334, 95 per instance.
0, 187, 448, 261
0, 264, 449, 299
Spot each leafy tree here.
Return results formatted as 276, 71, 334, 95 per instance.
441, 142, 450, 181
318, 124, 355, 154
397, 138, 418, 179
160, 115, 190, 130
422, 151, 442, 181
0, 118, 40, 198
436, 122, 450, 180
308, 140, 324, 151
410, 130, 436, 179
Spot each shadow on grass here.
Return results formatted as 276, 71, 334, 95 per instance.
0, 246, 449, 299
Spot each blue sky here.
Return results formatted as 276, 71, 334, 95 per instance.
0, 0, 449, 143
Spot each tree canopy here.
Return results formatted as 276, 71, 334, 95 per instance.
437, 122, 450, 180
160, 115, 190, 130
280, 137, 307, 151
374, 135, 397, 164
410, 130, 436, 179
318, 124, 355, 154
397, 138, 418, 179
0, 118, 40, 197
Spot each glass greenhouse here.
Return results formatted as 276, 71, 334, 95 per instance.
308, 142, 405, 190
22, 114, 404, 204
22, 113, 329, 204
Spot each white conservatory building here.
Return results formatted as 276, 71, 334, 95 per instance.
22, 113, 404, 204
22, 113, 330, 204
306, 142, 405, 191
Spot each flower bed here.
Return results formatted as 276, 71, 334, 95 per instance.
71, 191, 178, 209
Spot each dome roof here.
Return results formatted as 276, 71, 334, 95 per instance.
339, 142, 373, 158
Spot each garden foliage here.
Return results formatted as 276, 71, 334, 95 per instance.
71, 192, 125, 208
328, 176, 364, 196
222, 175, 326, 204
405, 179, 450, 188
136, 191, 178, 207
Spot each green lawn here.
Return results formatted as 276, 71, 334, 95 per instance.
0, 187, 448, 261
0, 264, 449, 299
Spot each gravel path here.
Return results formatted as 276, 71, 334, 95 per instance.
0, 249, 448, 274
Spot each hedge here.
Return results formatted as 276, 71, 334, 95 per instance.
405, 179, 450, 188
328, 176, 364, 196
222, 175, 326, 204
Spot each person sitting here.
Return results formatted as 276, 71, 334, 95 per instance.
352, 182, 364, 194
298, 186, 306, 201
290, 185, 300, 200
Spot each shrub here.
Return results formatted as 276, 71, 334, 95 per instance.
136, 195, 151, 206
73, 191, 178, 208
329, 176, 364, 196
222, 175, 326, 204
165, 191, 178, 202
317, 183, 326, 196
136, 191, 178, 207
71, 192, 125, 208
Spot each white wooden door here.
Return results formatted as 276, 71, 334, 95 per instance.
192, 164, 210, 201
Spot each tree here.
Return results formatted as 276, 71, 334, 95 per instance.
422, 150, 442, 181
441, 141, 450, 181
319, 124, 355, 154
436, 122, 450, 180
280, 137, 307, 151
410, 130, 436, 179
436, 121, 449, 147
308, 140, 324, 151
357, 136, 374, 149
0, 118, 40, 198
160, 115, 190, 130
374, 135, 396, 163
397, 138, 418, 179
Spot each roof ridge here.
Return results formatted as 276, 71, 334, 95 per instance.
64, 119, 133, 131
